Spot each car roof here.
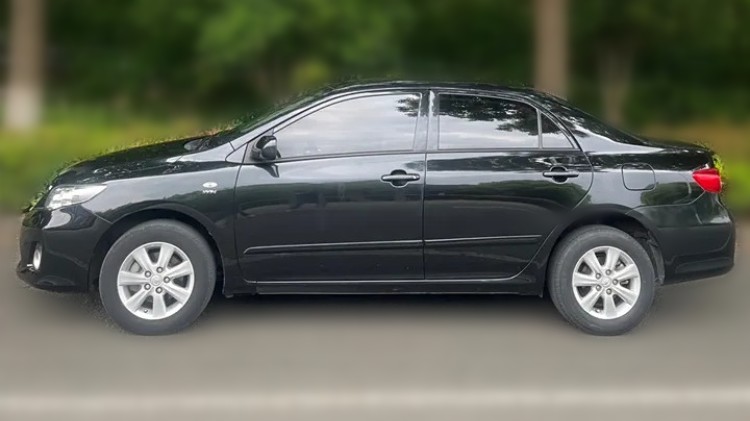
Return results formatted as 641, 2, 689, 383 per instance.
322, 80, 542, 98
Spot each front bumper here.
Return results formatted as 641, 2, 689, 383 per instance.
16, 206, 111, 292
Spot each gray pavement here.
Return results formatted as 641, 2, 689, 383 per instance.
1, 214, 748, 420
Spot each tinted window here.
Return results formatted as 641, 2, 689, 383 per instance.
541, 114, 573, 148
275, 93, 421, 158
438, 95, 539, 149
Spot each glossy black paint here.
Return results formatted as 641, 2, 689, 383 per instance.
17, 82, 734, 297
423, 150, 593, 283
235, 153, 426, 283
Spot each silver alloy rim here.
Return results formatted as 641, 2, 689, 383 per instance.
117, 242, 195, 320
572, 246, 641, 320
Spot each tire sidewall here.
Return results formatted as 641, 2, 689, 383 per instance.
550, 227, 656, 335
99, 221, 215, 335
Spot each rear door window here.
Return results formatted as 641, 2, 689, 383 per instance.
438, 94, 539, 150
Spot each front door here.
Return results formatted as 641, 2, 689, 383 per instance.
234, 91, 427, 284
424, 92, 593, 281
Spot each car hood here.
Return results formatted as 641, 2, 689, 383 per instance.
52, 136, 205, 186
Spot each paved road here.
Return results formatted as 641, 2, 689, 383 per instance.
1, 215, 748, 420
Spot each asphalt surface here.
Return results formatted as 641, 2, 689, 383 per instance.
0, 215, 748, 420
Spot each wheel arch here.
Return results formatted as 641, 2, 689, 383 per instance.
88, 207, 227, 293
540, 209, 665, 291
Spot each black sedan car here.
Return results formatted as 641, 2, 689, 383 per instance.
17, 82, 735, 336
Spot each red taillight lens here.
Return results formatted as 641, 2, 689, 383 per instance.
692, 168, 723, 193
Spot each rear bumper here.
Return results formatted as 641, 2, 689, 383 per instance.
16, 206, 111, 292
630, 194, 735, 284
658, 223, 735, 283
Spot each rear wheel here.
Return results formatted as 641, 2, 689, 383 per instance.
99, 220, 215, 335
548, 225, 656, 335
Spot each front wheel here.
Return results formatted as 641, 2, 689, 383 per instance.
99, 220, 216, 335
548, 225, 657, 336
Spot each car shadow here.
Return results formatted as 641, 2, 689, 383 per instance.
207, 291, 551, 316
3, 265, 743, 336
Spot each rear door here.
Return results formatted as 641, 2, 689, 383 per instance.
424, 91, 593, 281
234, 91, 428, 284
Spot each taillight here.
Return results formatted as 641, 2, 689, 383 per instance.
692, 168, 723, 193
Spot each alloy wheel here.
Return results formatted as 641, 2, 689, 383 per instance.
117, 242, 195, 320
572, 246, 641, 320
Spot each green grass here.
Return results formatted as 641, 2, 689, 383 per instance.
1, 115, 748, 215
0, 114, 206, 211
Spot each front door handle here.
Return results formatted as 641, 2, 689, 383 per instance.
381, 170, 421, 187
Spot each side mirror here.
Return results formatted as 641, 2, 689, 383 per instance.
251, 135, 279, 161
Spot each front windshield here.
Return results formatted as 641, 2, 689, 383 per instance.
186, 89, 328, 152
228, 89, 330, 136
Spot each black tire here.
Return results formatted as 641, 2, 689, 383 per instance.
547, 225, 656, 336
99, 220, 216, 335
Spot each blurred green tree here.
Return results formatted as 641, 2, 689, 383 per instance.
1, 0, 750, 124
195, 0, 413, 101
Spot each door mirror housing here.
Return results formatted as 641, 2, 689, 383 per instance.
251, 135, 279, 161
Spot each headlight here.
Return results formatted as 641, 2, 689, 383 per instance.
45, 185, 107, 210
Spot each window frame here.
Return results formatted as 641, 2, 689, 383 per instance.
539, 112, 575, 150
258, 91, 426, 163
432, 91, 578, 153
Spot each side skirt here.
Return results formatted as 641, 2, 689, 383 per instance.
254, 279, 540, 295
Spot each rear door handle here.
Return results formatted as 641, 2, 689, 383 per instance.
381, 174, 421, 182
543, 167, 580, 180
381, 170, 421, 186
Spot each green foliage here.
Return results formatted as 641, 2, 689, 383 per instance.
719, 158, 750, 215
42, 0, 537, 110
37, 0, 750, 121
195, 0, 414, 98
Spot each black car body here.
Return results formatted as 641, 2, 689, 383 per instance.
17, 82, 735, 335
